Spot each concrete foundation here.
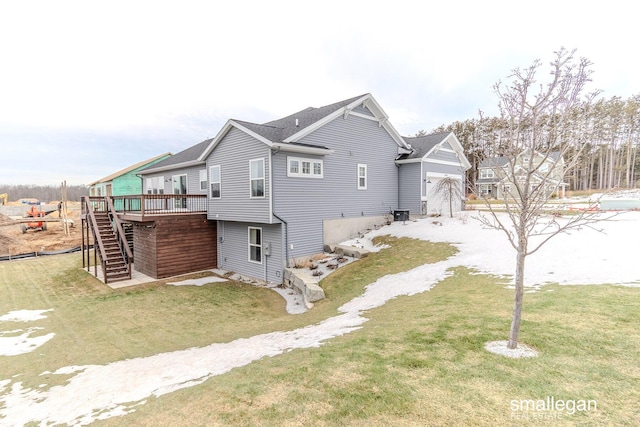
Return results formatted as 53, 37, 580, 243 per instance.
323, 215, 389, 246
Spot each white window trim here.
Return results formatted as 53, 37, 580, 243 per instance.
250, 158, 265, 198
146, 176, 164, 194
172, 174, 188, 196
287, 156, 323, 178
248, 226, 263, 264
210, 165, 221, 199
199, 169, 207, 191
480, 169, 495, 179
357, 164, 367, 190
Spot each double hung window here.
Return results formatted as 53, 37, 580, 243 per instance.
210, 165, 221, 198
357, 164, 367, 190
249, 227, 262, 263
146, 176, 164, 194
250, 159, 265, 197
199, 170, 207, 191
480, 169, 494, 179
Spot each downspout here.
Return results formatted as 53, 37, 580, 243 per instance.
270, 146, 290, 269
272, 212, 289, 268
396, 162, 401, 213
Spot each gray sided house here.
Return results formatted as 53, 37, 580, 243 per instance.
397, 132, 471, 216
476, 150, 566, 199
202, 94, 408, 284
133, 94, 470, 284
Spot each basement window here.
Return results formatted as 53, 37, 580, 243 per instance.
357, 164, 367, 190
248, 227, 262, 264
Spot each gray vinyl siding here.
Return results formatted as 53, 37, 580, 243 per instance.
424, 162, 464, 176
217, 221, 284, 284
273, 114, 399, 258
398, 160, 467, 216
172, 166, 208, 194
206, 128, 271, 223
429, 148, 460, 163
353, 105, 375, 117
398, 162, 421, 214
142, 166, 207, 195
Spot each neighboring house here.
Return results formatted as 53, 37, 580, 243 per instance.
88, 153, 172, 197
397, 132, 471, 216
476, 150, 566, 199
99, 93, 470, 284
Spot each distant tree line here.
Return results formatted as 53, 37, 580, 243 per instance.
0, 184, 88, 202
429, 94, 640, 192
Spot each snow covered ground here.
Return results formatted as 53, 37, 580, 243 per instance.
1, 210, 638, 426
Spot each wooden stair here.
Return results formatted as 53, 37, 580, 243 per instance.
93, 211, 131, 283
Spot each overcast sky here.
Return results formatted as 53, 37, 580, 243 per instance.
1, 1, 638, 186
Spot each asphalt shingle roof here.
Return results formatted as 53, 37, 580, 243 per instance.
401, 132, 450, 159
140, 94, 376, 173
478, 151, 562, 168
262, 94, 365, 142
139, 138, 212, 172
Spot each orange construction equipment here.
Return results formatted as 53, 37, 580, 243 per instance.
21, 205, 55, 233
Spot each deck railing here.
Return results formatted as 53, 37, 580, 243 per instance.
111, 194, 207, 216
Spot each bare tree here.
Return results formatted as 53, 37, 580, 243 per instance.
432, 176, 464, 218
477, 48, 609, 350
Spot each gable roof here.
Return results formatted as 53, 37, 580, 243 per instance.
88, 152, 172, 185
479, 151, 563, 168
138, 139, 212, 175
397, 131, 471, 170
199, 93, 411, 160
265, 95, 363, 141
478, 156, 509, 168
402, 132, 451, 159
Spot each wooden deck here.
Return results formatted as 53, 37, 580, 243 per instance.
84, 195, 216, 280
109, 194, 208, 222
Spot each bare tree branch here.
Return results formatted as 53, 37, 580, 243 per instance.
473, 48, 609, 349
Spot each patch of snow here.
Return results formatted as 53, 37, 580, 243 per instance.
0, 328, 56, 357
339, 237, 389, 253
485, 340, 538, 358
269, 286, 307, 315
0, 309, 53, 322
0, 310, 55, 356
166, 277, 227, 286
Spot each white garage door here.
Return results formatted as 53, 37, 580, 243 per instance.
424, 176, 463, 216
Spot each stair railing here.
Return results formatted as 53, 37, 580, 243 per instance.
106, 196, 133, 273
82, 196, 109, 281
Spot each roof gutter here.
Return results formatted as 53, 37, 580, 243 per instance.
138, 160, 206, 175
271, 143, 334, 156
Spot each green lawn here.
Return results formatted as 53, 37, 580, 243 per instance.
1, 237, 638, 426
